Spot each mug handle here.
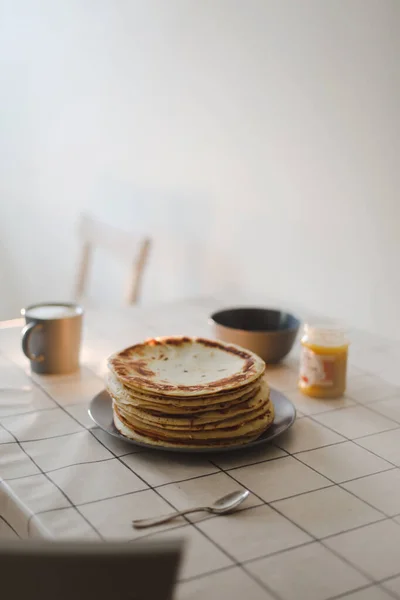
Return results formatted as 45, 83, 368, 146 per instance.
21, 322, 45, 362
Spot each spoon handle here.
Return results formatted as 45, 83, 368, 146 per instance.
132, 506, 209, 529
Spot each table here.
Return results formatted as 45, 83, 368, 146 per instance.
1, 297, 400, 600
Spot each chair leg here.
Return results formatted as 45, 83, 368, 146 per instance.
124, 240, 151, 305
75, 243, 91, 301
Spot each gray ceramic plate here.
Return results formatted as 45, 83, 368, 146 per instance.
88, 389, 296, 453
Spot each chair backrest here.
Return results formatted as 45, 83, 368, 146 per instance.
75, 214, 151, 305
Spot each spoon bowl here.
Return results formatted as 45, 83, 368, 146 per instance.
211, 490, 250, 514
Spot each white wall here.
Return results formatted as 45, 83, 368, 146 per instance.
1, 1, 399, 336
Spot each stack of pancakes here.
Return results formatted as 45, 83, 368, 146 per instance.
106, 336, 274, 449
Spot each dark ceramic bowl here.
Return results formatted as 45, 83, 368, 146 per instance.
211, 307, 300, 364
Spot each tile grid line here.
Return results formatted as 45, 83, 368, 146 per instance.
281, 444, 400, 531
0, 405, 60, 420
318, 422, 400, 442
378, 578, 400, 600
177, 560, 400, 599
47, 361, 289, 600
270, 362, 399, 398
0, 425, 142, 447
108, 464, 281, 598
2, 347, 400, 593
27, 507, 71, 540
16, 465, 400, 560
279, 391, 400, 418
104, 447, 281, 599
0, 338, 390, 408
27, 361, 104, 385
16, 486, 384, 531
28, 478, 336, 508
177, 524, 284, 600
278, 423, 389, 449
211, 457, 400, 595
215, 451, 397, 480
30, 503, 190, 541
211, 460, 383, 594
289, 452, 395, 519
0, 428, 97, 445
13, 421, 397, 448
0, 435, 396, 530
309, 400, 400, 437
177, 563, 243, 585
0, 514, 21, 539
1, 360, 160, 541
216, 433, 398, 521
2, 385, 400, 591
178, 570, 383, 600
21, 456, 118, 476
20, 357, 270, 594
363, 399, 400, 425
7, 458, 397, 511
2, 447, 398, 491
0, 346, 319, 595
300, 414, 400, 513
1, 359, 397, 444
327, 582, 397, 600
28, 365, 400, 458
2, 409, 399, 458
133, 519, 400, 597
0, 420, 104, 541
291, 399, 400, 460
29, 494, 400, 547
129, 478, 285, 600
346, 387, 400, 405
3, 413, 400, 563
0, 394, 114, 421
0, 356, 114, 540
318, 550, 396, 600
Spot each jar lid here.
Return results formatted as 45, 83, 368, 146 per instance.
304, 323, 348, 347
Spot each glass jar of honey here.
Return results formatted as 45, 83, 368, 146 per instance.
299, 325, 349, 398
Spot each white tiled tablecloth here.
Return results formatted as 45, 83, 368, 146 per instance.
1, 297, 400, 600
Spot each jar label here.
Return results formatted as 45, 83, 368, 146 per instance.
300, 347, 335, 387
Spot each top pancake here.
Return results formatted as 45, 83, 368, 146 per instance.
108, 336, 265, 397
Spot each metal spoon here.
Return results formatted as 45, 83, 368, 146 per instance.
132, 489, 250, 529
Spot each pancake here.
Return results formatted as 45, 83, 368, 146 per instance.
108, 336, 265, 397
115, 398, 272, 432
115, 377, 262, 406
112, 379, 274, 447
113, 391, 267, 429
113, 409, 273, 449
114, 400, 273, 440
106, 371, 263, 412
109, 380, 269, 423
108, 336, 274, 449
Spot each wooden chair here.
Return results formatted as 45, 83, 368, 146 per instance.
75, 214, 151, 305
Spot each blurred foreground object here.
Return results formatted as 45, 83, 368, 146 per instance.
0, 539, 182, 600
